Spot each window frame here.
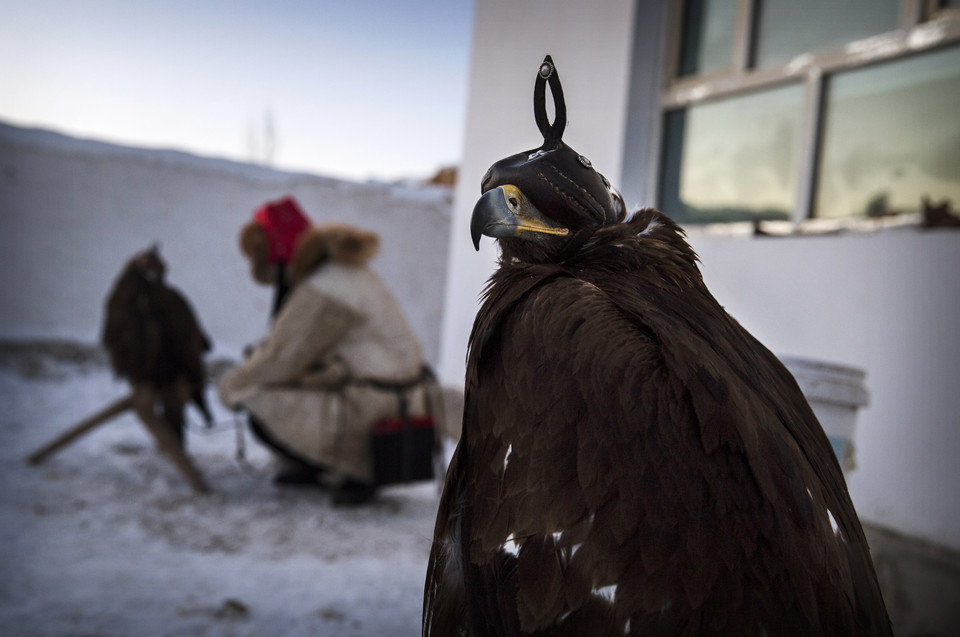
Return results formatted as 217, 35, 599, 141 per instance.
658, 0, 960, 224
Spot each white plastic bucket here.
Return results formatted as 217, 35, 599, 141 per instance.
779, 356, 869, 475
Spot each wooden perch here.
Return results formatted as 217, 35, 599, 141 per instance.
26, 386, 210, 494
130, 387, 210, 494
27, 394, 134, 465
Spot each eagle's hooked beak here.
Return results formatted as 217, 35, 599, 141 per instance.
470, 185, 570, 251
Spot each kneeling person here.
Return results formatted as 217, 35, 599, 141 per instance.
220, 223, 430, 505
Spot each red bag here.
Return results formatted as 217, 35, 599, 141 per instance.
371, 415, 437, 485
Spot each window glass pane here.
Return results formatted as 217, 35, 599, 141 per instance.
814, 45, 960, 219
754, 0, 899, 69
659, 83, 804, 224
678, 0, 737, 76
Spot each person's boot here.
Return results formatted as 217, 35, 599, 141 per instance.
273, 464, 324, 486
332, 480, 377, 506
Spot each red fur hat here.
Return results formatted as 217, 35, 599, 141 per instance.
239, 196, 311, 284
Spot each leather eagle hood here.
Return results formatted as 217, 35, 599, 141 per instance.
479, 55, 625, 232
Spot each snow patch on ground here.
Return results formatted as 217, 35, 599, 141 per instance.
0, 344, 441, 636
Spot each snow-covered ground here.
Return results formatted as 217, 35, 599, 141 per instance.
0, 342, 442, 636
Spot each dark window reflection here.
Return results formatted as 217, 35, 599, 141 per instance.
678, 0, 737, 76
814, 45, 960, 219
753, 0, 899, 69
659, 83, 804, 224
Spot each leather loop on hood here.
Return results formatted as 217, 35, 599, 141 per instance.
534, 55, 566, 142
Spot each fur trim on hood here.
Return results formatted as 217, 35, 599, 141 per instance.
239, 222, 380, 286
289, 224, 380, 283
239, 221, 274, 285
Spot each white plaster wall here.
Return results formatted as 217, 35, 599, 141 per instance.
442, 0, 960, 551
689, 229, 960, 550
0, 123, 451, 365
438, 0, 638, 386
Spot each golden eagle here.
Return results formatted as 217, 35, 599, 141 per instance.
102, 244, 212, 447
423, 56, 891, 636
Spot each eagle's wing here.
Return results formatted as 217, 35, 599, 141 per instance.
425, 270, 888, 636
157, 285, 211, 381
102, 270, 155, 384
157, 285, 213, 421
101, 267, 212, 396
161, 286, 211, 352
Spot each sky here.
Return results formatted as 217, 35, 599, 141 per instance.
0, 0, 475, 182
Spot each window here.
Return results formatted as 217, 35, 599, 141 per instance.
815, 46, 960, 219
658, 0, 960, 225
753, 0, 900, 69
661, 83, 803, 223
678, 0, 738, 76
